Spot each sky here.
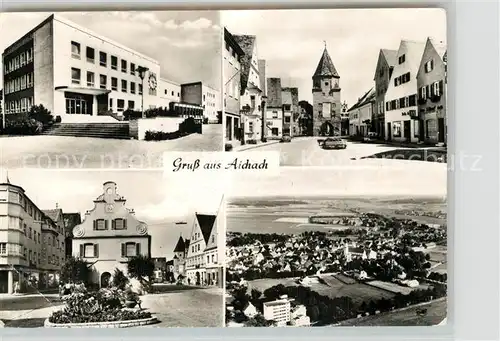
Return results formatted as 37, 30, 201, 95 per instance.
0, 11, 221, 89
222, 8, 447, 106
2, 169, 223, 260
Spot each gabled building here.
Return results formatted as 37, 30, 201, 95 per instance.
384, 40, 426, 143
416, 38, 447, 145
233, 34, 263, 143
347, 88, 375, 137
265, 77, 283, 139
282, 87, 299, 137
312, 46, 342, 136
224, 28, 245, 144
185, 213, 218, 286
72, 181, 151, 288
298, 100, 313, 136
373, 49, 397, 138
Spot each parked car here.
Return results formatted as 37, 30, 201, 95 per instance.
363, 132, 378, 143
280, 134, 292, 143
321, 137, 347, 149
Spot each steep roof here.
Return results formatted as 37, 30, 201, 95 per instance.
313, 47, 340, 79
43, 209, 63, 223
429, 38, 447, 60
266, 78, 282, 108
233, 34, 257, 95
347, 87, 375, 112
173, 236, 186, 253
281, 89, 293, 105
196, 213, 217, 244
381, 49, 398, 67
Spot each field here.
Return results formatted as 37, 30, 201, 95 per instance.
366, 280, 430, 295
248, 276, 395, 305
337, 298, 447, 326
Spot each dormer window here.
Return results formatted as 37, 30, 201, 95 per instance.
398, 54, 406, 64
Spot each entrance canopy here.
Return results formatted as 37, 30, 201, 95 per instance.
55, 86, 111, 96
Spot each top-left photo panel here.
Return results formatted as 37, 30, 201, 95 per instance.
0, 11, 222, 169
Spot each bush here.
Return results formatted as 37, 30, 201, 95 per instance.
112, 268, 129, 290
179, 117, 201, 134
60, 257, 92, 285
55, 116, 62, 123
28, 104, 53, 128
225, 143, 233, 152
3, 113, 42, 135
144, 130, 183, 141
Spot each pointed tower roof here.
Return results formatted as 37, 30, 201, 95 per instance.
313, 46, 340, 79
173, 236, 186, 253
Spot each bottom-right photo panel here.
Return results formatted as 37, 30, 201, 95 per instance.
225, 168, 447, 327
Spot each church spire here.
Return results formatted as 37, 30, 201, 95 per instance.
313, 45, 340, 79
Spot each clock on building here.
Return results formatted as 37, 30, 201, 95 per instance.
106, 204, 114, 213
148, 74, 157, 90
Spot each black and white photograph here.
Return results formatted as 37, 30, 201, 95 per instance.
0, 11, 222, 169
225, 165, 447, 327
0, 169, 224, 328
222, 9, 447, 168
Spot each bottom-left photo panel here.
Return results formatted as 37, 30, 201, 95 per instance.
0, 169, 224, 328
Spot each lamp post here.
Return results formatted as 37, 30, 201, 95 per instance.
135, 66, 149, 118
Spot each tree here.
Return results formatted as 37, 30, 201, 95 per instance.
28, 104, 53, 128
112, 268, 129, 290
244, 314, 274, 327
251, 288, 262, 301
60, 257, 91, 285
127, 255, 155, 286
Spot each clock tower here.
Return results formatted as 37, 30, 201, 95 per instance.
312, 43, 342, 136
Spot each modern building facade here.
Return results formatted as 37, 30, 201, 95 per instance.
233, 34, 263, 143
312, 46, 342, 136
2, 14, 184, 122
263, 295, 293, 326
265, 77, 283, 139
159, 78, 181, 110
373, 49, 397, 139
180, 81, 220, 123
185, 213, 221, 287
224, 27, 245, 144
384, 40, 426, 143
72, 181, 151, 287
416, 38, 447, 145
0, 177, 65, 293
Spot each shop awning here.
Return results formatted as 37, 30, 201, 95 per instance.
55, 86, 111, 96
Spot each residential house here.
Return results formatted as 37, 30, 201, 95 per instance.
233, 34, 263, 143
416, 38, 447, 145
281, 87, 299, 137
290, 304, 311, 327
344, 244, 377, 262
224, 27, 245, 144
373, 49, 397, 138
347, 88, 375, 136
72, 181, 151, 288
312, 46, 342, 136
243, 302, 258, 318
265, 77, 283, 139
384, 40, 426, 142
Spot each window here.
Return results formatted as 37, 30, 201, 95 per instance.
425, 59, 434, 73
82, 243, 98, 258
398, 54, 405, 64
87, 71, 95, 87
130, 82, 136, 94
112, 218, 126, 230
121, 59, 127, 73
86, 47, 95, 63
27, 73, 33, 87
393, 121, 402, 137
93, 219, 107, 230
0, 243, 6, 255
99, 51, 107, 67
71, 68, 81, 84
283, 104, 291, 111
111, 56, 118, 70
121, 79, 127, 93
111, 77, 118, 91
207, 256, 210, 264
138, 84, 143, 95
249, 121, 254, 133
413, 120, 419, 138
272, 110, 278, 118
117, 99, 125, 112
284, 116, 291, 123
211, 254, 215, 263
420, 86, 427, 100
100, 75, 107, 89
109, 98, 113, 109
122, 242, 139, 257
426, 119, 437, 138
433, 81, 441, 96
128, 101, 135, 110
409, 94, 417, 106
71, 41, 81, 58
130, 63, 136, 75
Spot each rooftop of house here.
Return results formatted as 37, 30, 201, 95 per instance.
381, 49, 398, 67
42, 208, 63, 223
233, 34, 257, 95
313, 47, 340, 79
196, 213, 217, 244
347, 87, 375, 112
173, 236, 186, 253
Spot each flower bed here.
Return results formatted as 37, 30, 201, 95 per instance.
47, 284, 155, 328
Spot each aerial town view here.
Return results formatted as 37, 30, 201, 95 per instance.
0, 11, 222, 169
225, 196, 447, 327
0, 169, 223, 328
222, 9, 447, 167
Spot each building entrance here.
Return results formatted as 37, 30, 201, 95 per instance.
65, 92, 93, 115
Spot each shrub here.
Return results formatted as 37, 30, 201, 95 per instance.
225, 143, 233, 152
55, 116, 62, 123
28, 104, 53, 128
112, 268, 129, 290
127, 255, 155, 285
3, 113, 42, 135
60, 257, 92, 285
179, 117, 201, 134
123, 109, 143, 121
144, 130, 183, 141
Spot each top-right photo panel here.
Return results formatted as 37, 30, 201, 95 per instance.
223, 9, 447, 167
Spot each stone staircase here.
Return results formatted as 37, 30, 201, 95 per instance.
41, 122, 131, 139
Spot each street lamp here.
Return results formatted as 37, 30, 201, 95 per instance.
135, 66, 149, 118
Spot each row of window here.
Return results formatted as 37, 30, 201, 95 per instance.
71, 41, 145, 77
385, 81, 444, 112
4, 72, 34, 95
4, 97, 34, 115
392, 120, 420, 138
0, 243, 63, 266
386, 94, 417, 111
419, 81, 443, 100
164, 89, 180, 97
70, 68, 144, 94
186, 253, 217, 266
79, 242, 140, 258
92, 218, 127, 231
394, 72, 411, 87
4, 48, 34, 74
109, 98, 135, 112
